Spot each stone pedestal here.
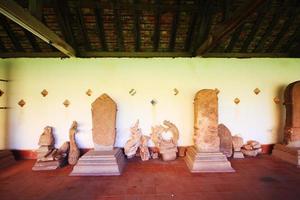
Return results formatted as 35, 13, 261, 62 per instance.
32, 159, 67, 171
70, 148, 126, 176
0, 150, 16, 169
272, 144, 300, 167
185, 147, 235, 172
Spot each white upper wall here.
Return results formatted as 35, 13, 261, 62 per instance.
0, 58, 299, 149
0, 65, 8, 149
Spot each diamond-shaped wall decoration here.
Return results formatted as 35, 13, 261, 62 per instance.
129, 89, 136, 96
18, 99, 26, 107
63, 99, 70, 107
0, 89, 4, 97
273, 97, 281, 104
234, 98, 240, 104
254, 88, 261, 95
151, 99, 157, 106
173, 88, 179, 96
41, 89, 48, 97
86, 89, 92, 96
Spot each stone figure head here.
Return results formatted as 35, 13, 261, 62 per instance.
38, 126, 54, 146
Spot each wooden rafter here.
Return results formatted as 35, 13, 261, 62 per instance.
54, 0, 77, 50
222, 0, 231, 22
113, 0, 124, 51
196, 0, 265, 55
24, 29, 40, 52
153, 0, 161, 51
283, 26, 300, 52
79, 51, 191, 57
184, 11, 197, 51
0, 15, 23, 51
0, 38, 7, 52
95, 1, 108, 51
133, 0, 141, 51
192, 0, 212, 55
0, 0, 75, 57
225, 24, 244, 52
169, 0, 181, 51
28, 0, 42, 20
76, 6, 91, 51
240, 0, 270, 53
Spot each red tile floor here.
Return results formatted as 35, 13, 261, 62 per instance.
0, 155, 300, 200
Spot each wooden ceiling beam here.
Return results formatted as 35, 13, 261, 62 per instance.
95, 2, 108, 51
0, 38, 7, 52
283, 26, 300, 52
133, 0, 141, 51
0, 0, 75, 57
169, 0, 180, 51
196, 0, 265, 55
184, 11, 197, 51
113, 0, 124, 51
78, 51, 191, 58
0, 15, 23, 51
240, 0, 270, 53
202, 52, 289, 58
0, 52, 66, 58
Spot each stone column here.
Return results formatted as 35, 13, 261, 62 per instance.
70, 94, 126, 176
185, 89, 234, 172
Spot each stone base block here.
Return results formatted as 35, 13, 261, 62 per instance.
70, 148, 126, 176
32, 159, 67, 171
233, 151, 245, 159
272, 144, 300, 167
185, 147, 235, 173
0, 150, 16, 169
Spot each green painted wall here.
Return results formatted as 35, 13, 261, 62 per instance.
0, 58, 299, 149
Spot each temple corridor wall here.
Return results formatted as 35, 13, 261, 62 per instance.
0, 58, 299, 150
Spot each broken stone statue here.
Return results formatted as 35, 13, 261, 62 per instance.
150, 120, 179, 161
241, 140, 262, 157
124, 120, 142, 158
140, 135, 151, 161
273, 81, 300, 167
218, 124, 233, 157
32, 126, 69, 171
68, 121, 80, 165
185, 89, 235, 172
70, 94, 126, 176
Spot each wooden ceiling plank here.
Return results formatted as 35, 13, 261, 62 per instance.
169, 0, 181, 51
133, 0, 141, 51
113, 0, 124, 51
24, 29, 40, 52
76, 6, 92, 51
153, 0, 161, 51
0, 51, 66, 58
0, 0, 75, 57
79, 51, 191, 57
0, 15, 23, 51
282, 26, 300, 52
222, 0, 231, 22
184, 11, 197, 51
95, 2, 108, 51
202, 52, 289, 58
196, 0, 265, 55
225, 24, 244, 52
240, 0, 270, 52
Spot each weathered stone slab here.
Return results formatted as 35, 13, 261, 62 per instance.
70, 148, 126, 176
232, 136, 244, 151
193, 89, 220, 152
92, 94, 117, 151
185, 147, 235, 172
218, 124, 233, 157
233, 151, 244, 159
272, 144, 300, 167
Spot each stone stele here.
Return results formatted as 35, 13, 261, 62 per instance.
92, 93, 117, 150
70, 94, 126, 176
218, 124, 233, 157
272, 81, 300, 167
185, 89, 235, 172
